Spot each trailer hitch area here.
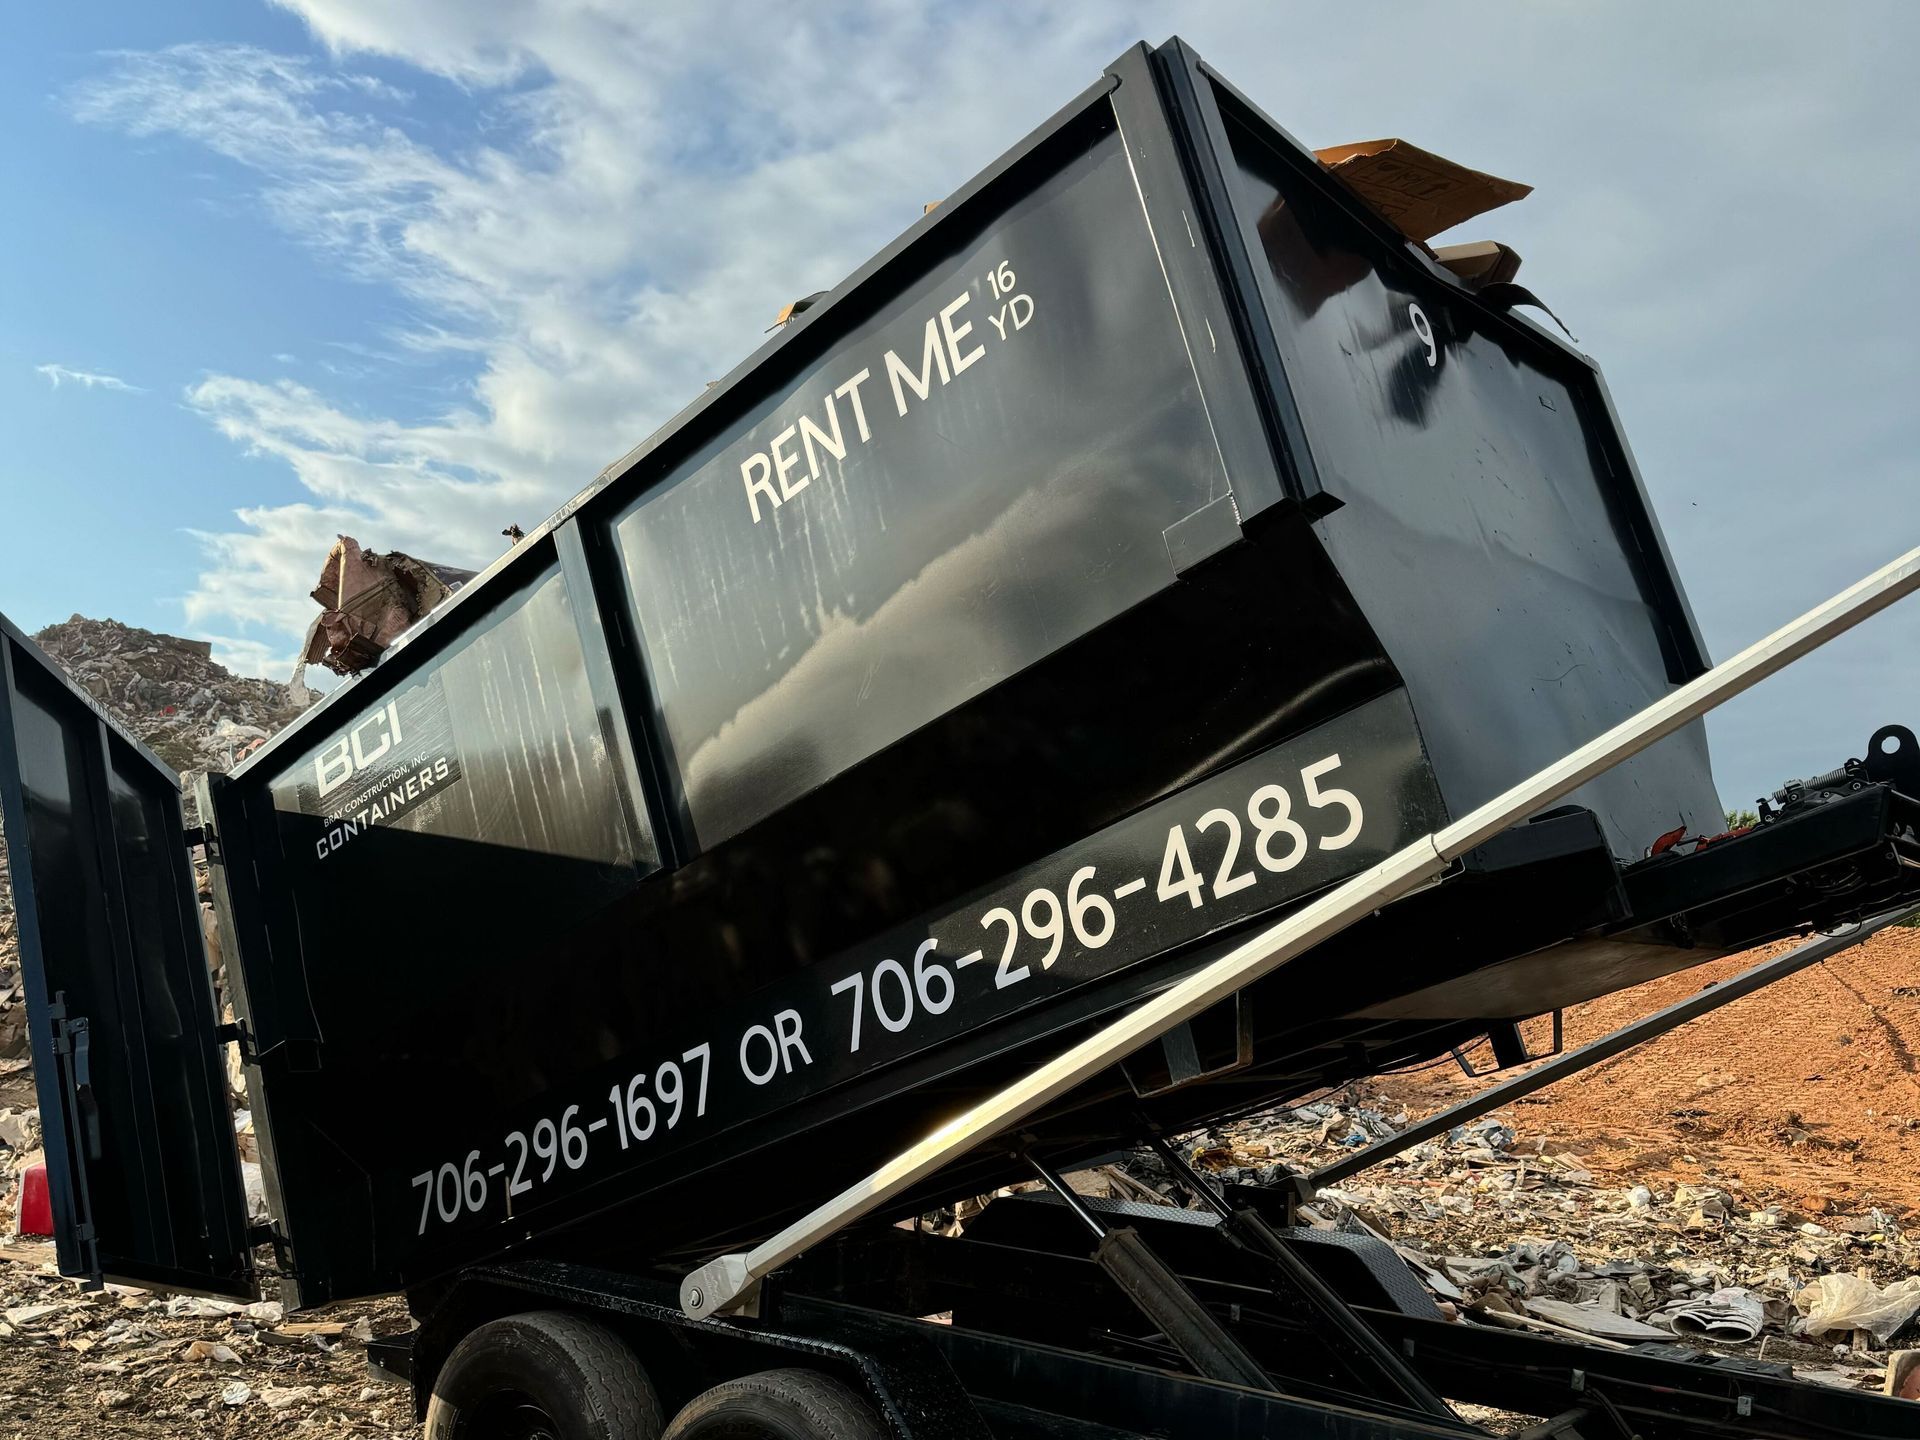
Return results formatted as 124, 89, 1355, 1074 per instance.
1646, 721, 1920, 859
1759, 721, 1920, 820
1865, 723, 1920, 795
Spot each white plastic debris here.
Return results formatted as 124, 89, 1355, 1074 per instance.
180, 1339, 241, 1364
242, 1159, 269, 1220
220, 1381, 252, 1406
1796, 1274, 1920, 1344
1659, 1287, 1767, 1343
166, 1295, 241, 1319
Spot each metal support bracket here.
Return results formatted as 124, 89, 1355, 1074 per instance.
214, 1020, 256, 1065
1147, 1135, 1453, 1419
1026, 1151, 1274, 1392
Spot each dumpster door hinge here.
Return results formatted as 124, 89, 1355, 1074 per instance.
215, 1020, 255, 1065
47, 994, 105, 1290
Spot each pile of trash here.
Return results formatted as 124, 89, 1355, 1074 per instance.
1103, 1088, 1920, 1397
30, 615, 312, 782
298, 534, 474, 679
0, 1248, 409, 1434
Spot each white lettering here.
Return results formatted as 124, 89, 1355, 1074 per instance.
989, 294, 1035, 341
770, 425, 808, 501
940, 292, 984, 375
797, 398, 845, 480
315, 737, 352, 799
349, 710, 393, 771
741, 452, 780, 524
885, 316, 952, 417
739, 1024, 780, 1086
774, 1008, 813, 1073
834, 368, 874, 442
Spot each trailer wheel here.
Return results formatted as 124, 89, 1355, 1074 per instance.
425, 1310, 665, 1440
662, 1368, 886, 1440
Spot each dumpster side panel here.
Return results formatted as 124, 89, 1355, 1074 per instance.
231, 550, 656, 1300
1194, 72, 1723, 856
609, 117, 1232, 848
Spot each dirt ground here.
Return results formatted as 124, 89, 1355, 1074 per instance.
0, 1276, 413, 1438
1373, 924, 1920, 1217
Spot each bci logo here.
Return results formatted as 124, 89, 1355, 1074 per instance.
314, 700, 403, 799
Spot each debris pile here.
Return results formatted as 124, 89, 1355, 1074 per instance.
299, 535, 474, 678
0, 1246, 409, 1435
30, 615, 311, 782
1105, 1082, 1920, 1397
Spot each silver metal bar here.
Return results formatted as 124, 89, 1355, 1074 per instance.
681, 544, 1920, 1320
1311, 904, 1919, 1188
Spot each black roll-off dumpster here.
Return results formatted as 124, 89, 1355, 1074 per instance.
2, 38, 1917, 1333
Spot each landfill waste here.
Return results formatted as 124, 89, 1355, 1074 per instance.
29, 615, 311, 783
1797, 1273, 1920, 1345
298, 534, 475, 678
0, 1239, 408, 1434
1658, 1285, 1769, 1342
1075, 1077, 1920, 1399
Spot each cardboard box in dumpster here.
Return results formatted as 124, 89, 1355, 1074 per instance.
1314, 137, 1530, 242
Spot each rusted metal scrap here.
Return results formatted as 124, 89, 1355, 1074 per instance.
300, 536, 475, 676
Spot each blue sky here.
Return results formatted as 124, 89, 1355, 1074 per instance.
0, 1, 1916, 813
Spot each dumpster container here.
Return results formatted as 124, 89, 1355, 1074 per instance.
3, 37, 1916, 1311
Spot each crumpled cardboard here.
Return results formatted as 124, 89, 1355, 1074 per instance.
1314, 138, 1530, 242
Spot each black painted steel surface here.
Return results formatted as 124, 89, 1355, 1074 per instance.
6, 40, 1906, 1310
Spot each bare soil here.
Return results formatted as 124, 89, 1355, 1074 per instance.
1371, 925, 1920, 1217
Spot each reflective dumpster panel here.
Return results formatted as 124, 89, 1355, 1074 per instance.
610, 112, 1233, 846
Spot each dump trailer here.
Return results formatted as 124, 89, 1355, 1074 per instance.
3, 36, 1919, 1440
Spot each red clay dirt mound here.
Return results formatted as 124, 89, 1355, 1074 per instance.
1372, 925, 1920, 1217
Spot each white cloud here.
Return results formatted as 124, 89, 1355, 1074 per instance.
35, 363, 143, 393
65, 11, 1144, 668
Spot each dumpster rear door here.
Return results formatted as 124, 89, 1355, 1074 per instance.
0, 615, 254, 1297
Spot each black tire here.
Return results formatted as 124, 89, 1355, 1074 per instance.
425, 1310, 666, 1440
662, 1368, 887, 1440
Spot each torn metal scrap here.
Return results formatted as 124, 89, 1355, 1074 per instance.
300, 536, 475, 676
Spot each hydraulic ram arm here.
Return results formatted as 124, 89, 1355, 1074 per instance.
680, 545, 1920, 1321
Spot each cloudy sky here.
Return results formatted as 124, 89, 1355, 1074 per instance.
0, 1, 1914, 813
